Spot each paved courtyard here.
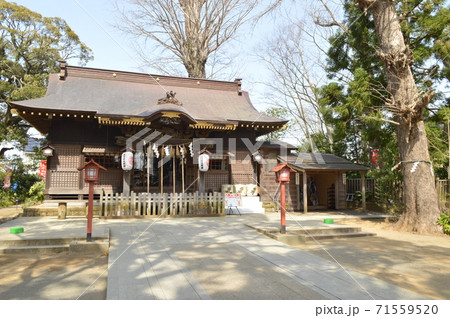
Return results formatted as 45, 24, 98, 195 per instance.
0, 213, 426, 300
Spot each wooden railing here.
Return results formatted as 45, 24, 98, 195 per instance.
346, 178, 376, 196
99, 192, 225, 217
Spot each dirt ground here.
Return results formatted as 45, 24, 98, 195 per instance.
0, 252, 108, 300
293, 219, 450, 300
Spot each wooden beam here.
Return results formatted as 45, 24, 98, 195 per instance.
361, 171, 366, 211
303, 171, 308, 213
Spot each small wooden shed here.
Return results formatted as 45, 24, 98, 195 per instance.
278, 153, 370, 212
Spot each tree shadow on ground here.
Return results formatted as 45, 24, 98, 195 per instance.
292, 230, 450, 300
0, 252, 107, 300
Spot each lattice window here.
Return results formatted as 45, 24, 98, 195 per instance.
50, 144, 81, 169
210, 159, 227, 171
230, 172, 253, 185
50, 171, 79, 188
205, 172, 229, 192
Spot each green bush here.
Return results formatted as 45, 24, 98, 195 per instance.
437, 213, 450, 235
1, 154, 44, 207
23, 181, 45, 207
371, 168, 404, 215
0, 190, 14, 207
354, 190, 373, 202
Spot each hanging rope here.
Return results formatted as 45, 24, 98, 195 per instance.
391, 160, 434, 176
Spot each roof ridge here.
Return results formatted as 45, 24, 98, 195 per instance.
61, 64, 241, 92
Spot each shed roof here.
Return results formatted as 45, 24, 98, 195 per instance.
281, 153, 369, 171
260, 141, 297, 150
10, 64, 286, 127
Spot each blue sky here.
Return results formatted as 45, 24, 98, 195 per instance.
12, 0, 139, 71
11, 1, 294, 84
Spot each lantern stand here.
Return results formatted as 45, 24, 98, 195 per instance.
271, 163, 297, 234
78, 159, 107, 242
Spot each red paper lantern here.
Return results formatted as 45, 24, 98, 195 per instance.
371, 149, 380, 165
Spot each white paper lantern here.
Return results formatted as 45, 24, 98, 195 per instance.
121, 151, 134, 171
198, 153, 210, 172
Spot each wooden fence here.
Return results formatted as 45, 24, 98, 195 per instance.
436, 179, 449, 209
346, 178, 376, 196
99, 192, 225, 217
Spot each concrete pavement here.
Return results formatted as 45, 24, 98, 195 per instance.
0, 212, 426, 300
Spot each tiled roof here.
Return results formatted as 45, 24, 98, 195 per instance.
281, 153, 370, 171
10, 65, 286, 125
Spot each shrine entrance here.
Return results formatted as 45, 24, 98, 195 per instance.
129, 142, 197, 194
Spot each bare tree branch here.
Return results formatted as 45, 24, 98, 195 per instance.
115, 0, 283, 78
313, 0, 348, 32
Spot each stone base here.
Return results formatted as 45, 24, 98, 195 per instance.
23, 205, 101, 217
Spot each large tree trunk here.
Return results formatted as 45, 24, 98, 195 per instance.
180, 0, 208, 78
357, 0, 441, 233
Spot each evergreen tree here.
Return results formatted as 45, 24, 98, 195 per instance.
319, 0, 449, 232
0, 0, 92, 145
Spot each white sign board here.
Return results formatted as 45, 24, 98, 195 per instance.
225, 193, 242, 207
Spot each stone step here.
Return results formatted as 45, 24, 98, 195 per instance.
260, 230, 376, 245
0, 245, 69, 255
0, 229, 110, 254
303, 231, 376, 241
287, 226, 364, 235
0, 238, 77, 247
0, 237, 109, 248
248, 224, 376, 245
0, 240, 109, 255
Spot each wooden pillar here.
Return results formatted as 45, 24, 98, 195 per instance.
296, 173, 300, 210
361, 170, 366, 211
172, 151, 176, 194
147, 144, 151, 193
335, 172, 339, 209
160, 151, 164, 195
303, 171, 308, 213
181, 156, 185, 193
78, 153, 84, 200
198, 171, 205, 193
123, 171, 131, 195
